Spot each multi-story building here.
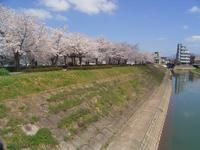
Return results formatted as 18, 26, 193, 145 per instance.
176, 44, 190, 64
154, 51, 160, 64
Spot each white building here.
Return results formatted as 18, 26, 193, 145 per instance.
176, 44, 190, 64
154, 51, 160, 64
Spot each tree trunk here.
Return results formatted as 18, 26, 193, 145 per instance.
64, 56, 67, 66
71, 56, 76, 66
73, 57, 76, 66
55, 55, 59, 66
95, 58, 98, 65
51, 58, 54, 66
14, 51, 20, 71
51, 55, 59, 66
109, 58, 112, 65
124, 59, 127, 65
70, 57, 73, 66
30, 58, 35, 67
117, 59, 120, 65
79, 57, 82, 66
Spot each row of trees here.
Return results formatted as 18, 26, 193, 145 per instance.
0, 5, 153, 70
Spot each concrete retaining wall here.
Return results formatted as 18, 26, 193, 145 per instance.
106, 71, 172, 150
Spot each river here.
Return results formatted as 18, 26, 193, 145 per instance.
159, 72, 200, 150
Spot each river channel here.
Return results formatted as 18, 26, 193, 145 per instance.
159, 72, 200, 150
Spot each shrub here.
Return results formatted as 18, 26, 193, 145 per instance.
0, 68, 10, 76
67, 65, 112, 70
22, 67, 62, 73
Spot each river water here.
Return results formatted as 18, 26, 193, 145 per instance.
159, 72, 200, 150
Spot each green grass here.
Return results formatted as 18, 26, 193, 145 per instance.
191, 68, 200, 74
7, 117, 25, 127
30, 128, 57, 146
0, 67, 130, 100
5, 128, 57, 150
53, 65, 166, 139
18, 105, 28, 112
49, 98, 81, 113
30, 116, 39, 124
0, 65, 165, 101
0, 103, 9, 118
0, 68, 9, 76
0, 67, 133, 101
0, 65, 166, 147
58, 108, 99, 134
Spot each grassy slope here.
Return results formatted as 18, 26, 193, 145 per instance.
0, 65, 166, 149
0, 65, 164, 101
191, 68, 200, 74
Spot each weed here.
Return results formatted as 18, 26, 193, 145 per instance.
49, 99, 81, 113
6, 128, 57, 150
0, 103, 9, 118
30, 116, 39, 124
18, 105, 28, 112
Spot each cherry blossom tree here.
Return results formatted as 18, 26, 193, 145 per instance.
0, 5, 152, 69
0, 5, 38, 70
66, 33, 90, 66
0, 5, 15, 65
141, 51, 154, 63
84, 39, 100, 65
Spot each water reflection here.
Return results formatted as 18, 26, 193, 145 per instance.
174, 72, 194, 94
159, 72, 200, 150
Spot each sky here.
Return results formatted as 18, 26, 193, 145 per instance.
1, 0, 200, 56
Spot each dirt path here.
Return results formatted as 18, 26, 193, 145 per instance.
105, 71, 172, 150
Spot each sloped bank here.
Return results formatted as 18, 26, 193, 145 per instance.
105, 70, 172, 150
58, 66, 169, 150
0, 65, 166, 150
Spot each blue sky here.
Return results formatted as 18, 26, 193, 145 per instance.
1, 0, 200, 56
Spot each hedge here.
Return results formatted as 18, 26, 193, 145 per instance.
66, 65, 113, 70
22, 67, 63, 73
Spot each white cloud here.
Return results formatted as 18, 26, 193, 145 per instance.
183, 25, 189, 30
68, 0, 117, 15
185, 35, 200, 54
189, 6, 200, 13
39, 0, 117, 15
24, 8, 52, 20
185, 35, 200, 43
41, 0, 70, 11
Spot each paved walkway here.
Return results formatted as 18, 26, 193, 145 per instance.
106, 71, 172, 150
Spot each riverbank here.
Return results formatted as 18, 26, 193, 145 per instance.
191, 68, 200, 76
105, 70, 172, 150
0, 65, 165, 150
174, 65, 195, 71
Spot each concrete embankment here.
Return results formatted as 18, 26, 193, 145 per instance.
174, 65, 195, 71
106, 71, 172, 150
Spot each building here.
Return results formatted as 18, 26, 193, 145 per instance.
176, 44, 190, 64
194, 56, 200, 65
154, 51, 160, 64
161, 57, 169, 64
